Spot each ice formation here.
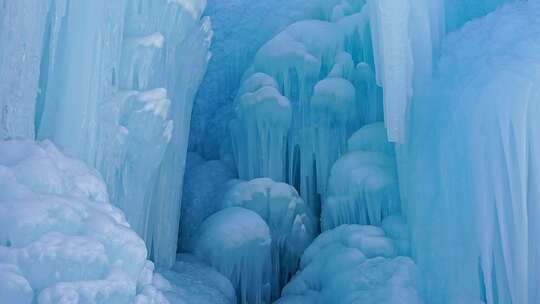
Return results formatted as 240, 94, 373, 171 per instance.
276, 225, 421, 304
190, 207, 272, 304
230, 4, 383, 216
3, 0, 540, 302
220, 178, 316, 298
322, 123, 400, 231
0, 0, 213, 268
402, 2, 540, 302
0, 140, 166, 303
156, 254, 236, 304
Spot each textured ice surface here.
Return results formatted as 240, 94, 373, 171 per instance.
191, 207, 272, 304
322, 124, 400, 230
221, 178, 316, 298
0, 0, 213, 268
0, 140, 166, 303
402, 2, 540, 302
156, 254, 236, 304
276, 225, 421, 304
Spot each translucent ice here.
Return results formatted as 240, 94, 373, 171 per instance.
402, 2, 540, 302
232, 3, 380, 215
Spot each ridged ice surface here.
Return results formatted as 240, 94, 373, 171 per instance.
403, 2, 540, 302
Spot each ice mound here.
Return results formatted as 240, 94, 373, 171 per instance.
221, 178, 316, 298
322, 149, 400, 230
276, 225, 421, 304
191, 207, 272, 304
0, 140, 166, 303
179, 155, 235, 251
157, 254, 236, 304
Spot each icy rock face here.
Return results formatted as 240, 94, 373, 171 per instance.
276, 225, 421, 304
0, 0, 212, 268
231, 3, 384, 216
156, 254, 236, 304
179, 154, 236, 251
402, 2, 540, 303
322, 123, 399, 231
191, 207, 272, 304
221, 178, 316, 298
0, 140, 166, 303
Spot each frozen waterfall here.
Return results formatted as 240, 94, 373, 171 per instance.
2, 0, 540, 303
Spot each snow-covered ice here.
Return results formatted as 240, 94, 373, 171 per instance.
0, 140, 166, 303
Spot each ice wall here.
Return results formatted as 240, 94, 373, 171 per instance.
0, 0, 212, 268
401, 2, 540, 302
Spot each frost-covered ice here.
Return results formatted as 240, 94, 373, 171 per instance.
191, 207, 272, 304
221, 178, 316, 298
276, 225, 421, 304
0, 140, 166, 303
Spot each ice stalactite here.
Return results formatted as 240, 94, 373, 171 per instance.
230, 74, 292, 182
0, 0, 214, 268
231, 3, 384, 216
220, 178, 316, 299
191, 207, 272, 304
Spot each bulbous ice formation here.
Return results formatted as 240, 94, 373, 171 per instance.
191, 207, 272, 304
0, 140, 166, 304
231, 73, 292, 182
221, 178, 316, 298
276, 225, 421, 304
323, 149, 400, 230
231, 5, 381, 216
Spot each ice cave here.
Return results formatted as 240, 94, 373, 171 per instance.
1, 0, 539, 303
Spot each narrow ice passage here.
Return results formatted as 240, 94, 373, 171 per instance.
1, 0, 540, 303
